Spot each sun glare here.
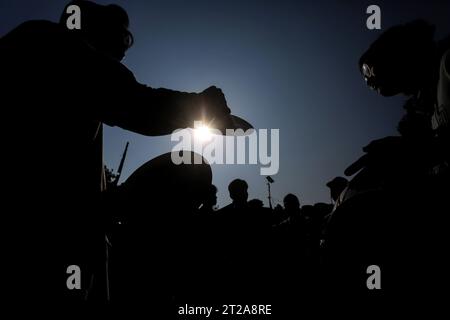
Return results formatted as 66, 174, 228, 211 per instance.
194, 123, 213, 142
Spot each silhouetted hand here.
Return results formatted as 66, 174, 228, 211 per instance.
200, 86, 231, 120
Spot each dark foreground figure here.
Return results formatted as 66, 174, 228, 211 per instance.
1, 0, 448, 315
107, 164, 321, 316
322, 20, 449, 308
0, 0, 246, 304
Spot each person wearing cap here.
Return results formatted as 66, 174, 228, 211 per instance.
0, 0, 246, 302
322, 20, 449, 297
326, 176, 349, 204
358, 20, 449, 180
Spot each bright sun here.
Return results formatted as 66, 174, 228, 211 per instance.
194, 123, 213, 142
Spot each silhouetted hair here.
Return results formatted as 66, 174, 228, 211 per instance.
326, 176, 348, 191
228, 179, 248, 193
248, 198, 264, 209
283, 193, 300, 208
359, 20, 435, 71
60, 0, 134, 50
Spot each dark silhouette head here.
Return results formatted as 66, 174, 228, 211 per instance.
283, 193, 300, 212
202, 184, 218, 209
248, 198, 264, 209
228, 179, 248, 205
359, 20, 436, 96
60, 0, 133, 61
124, 151, 213, 213
326, 176, 348, 202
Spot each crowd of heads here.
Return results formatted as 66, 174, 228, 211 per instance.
111, 18, 448, 303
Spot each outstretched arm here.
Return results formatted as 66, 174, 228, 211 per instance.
80, 46, 229, 136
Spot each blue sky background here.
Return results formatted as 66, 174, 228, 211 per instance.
1, 0, 449, 207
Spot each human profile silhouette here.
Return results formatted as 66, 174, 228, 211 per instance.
227, 178, 249, 208
0, 0, 249, 302
326, 176, 348, 203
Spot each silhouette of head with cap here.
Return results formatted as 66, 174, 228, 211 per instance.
228, 179, 248, 207
200, 184, 218, 213
283, 193, 300, 212
326, 176, 348, 202
60, 0, 133, 61
359, 20, 436, 97
124, 151, 213, 214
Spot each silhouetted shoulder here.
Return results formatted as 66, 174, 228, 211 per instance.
1, 20, 63, 43
217, 203, 233, 214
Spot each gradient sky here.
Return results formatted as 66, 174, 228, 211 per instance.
1, 0, 449, 207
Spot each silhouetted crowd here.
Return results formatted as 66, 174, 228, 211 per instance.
105, 171, 338, 309
1, 0, 448, 312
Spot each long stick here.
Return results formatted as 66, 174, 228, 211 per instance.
268, 182, 273, 210
114, 142, 129, 186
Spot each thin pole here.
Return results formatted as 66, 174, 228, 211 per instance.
268, 182, 273, 210
114, 142, 129, 186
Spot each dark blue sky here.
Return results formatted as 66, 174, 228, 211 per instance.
1, 0, 449, 207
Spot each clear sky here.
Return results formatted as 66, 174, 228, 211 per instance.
1, 0, 449, 208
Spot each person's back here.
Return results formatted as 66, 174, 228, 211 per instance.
321, 20, 449, 304
2, 19, 103, 196
1, 18, 110, 301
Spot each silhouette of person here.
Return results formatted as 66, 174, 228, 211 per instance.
228, 178, 249, 207
247, 198, 264, 209
0, 0, 238, 302
357, 20, 449, 180
111, 151, 214, 306
218, 179, 248, 221
215, 179, 272, 299
248, 197, 272, 229
322, 20, 449, 298
326, 176, 348, 204
216, 178, 251, 232
344, 20, 449, 208
198, 184, 218, 215
282, 193, 305, 237
276, 193, 299, 225
283, 193, 301, 214
355, 19, 449, 222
